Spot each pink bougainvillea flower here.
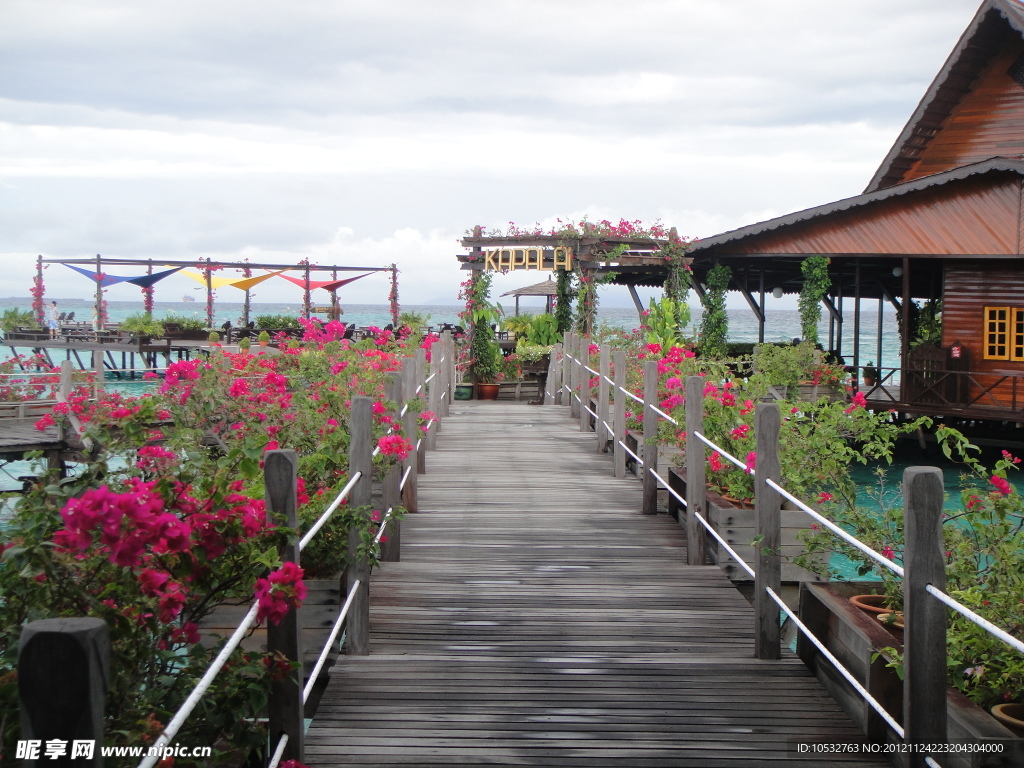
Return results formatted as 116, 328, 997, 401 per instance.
708, 451, 724, 473
255, 562, 308, 625
990, 475, 1012, 495
377, 434, 414, 461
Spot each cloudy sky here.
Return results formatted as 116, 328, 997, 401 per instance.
0, 0, 979, 310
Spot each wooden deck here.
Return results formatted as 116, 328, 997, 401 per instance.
305, 402, 886, 766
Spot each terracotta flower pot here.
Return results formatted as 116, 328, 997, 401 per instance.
477, 383, 499, 400
991, 703, 1024, 736
849, 593, 899, 617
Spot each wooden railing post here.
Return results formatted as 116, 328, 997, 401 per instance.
346, 397, 372, 656
579, 336, 590, 433
754, 402, 781, 660
93, 349, 104, 397
613, 350, 626, 479
400, 359, 419, 513
545, 342, 562, 405
568, 332, 579, 418
642, 359, 659, 515
19, 617, 109, 767
60, 359, 73, 400
415, 349, 427, 473
381, 373, 402, 562
562, 332, 574, 409
597, 345, 610, 453
265, 448, 305, 761
426, 345, 441, 450
685, 376, 707, 565
903, 466, 947, 765
439, 331, 452, 418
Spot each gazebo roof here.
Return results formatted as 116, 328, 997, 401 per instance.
500, 276, 558, 298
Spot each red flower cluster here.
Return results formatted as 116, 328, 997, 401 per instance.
377, 434, 414, 460
255, 562, 308, 625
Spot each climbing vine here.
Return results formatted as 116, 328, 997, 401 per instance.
697, 263, 731, 360
554, 269, 576, 334
798, 255, 831, 344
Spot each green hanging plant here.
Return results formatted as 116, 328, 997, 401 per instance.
798, 255, 831, 344
697, 263, 731, 360
554, 269, 577, 334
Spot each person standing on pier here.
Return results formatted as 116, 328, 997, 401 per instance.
47, 300, 60, 339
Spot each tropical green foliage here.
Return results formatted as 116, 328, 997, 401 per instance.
798, 255, 830, 344
643, 296, 690, 350
119, 312, 166, 337
697, 263, 731, 359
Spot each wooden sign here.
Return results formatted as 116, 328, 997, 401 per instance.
480, 247, 573, 272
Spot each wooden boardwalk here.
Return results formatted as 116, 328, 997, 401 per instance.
305, 402, 884, 767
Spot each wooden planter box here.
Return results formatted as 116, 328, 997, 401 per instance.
666, 467, 828, 583
797, 582, 1022, 767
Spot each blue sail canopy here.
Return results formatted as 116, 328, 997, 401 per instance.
64, 264, 183, 287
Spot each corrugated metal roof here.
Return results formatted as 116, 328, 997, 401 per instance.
690, 158, 1024, 254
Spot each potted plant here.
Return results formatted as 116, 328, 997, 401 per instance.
238, 336, 251, 353
862, 362, 879, 388
207, 331, 220, 346
458, 271, 503, 400
257, 330, 271, 348
119, 312, 166, 341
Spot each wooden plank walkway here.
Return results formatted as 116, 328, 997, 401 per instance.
306, 401, 885, 766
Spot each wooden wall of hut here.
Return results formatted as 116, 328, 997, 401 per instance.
901, 37, 1024, 184
943, 261, 1024, 408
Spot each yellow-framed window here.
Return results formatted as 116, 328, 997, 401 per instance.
1014, 308, 1024, 361
984, 306, 1010, 360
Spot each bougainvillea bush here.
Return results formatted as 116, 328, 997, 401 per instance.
0, 320, 428, 762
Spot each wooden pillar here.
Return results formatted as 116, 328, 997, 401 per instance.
18, 617, 109, 767
613, 350, 626, 479
901, 257, 910, 372
642, 359, 659, 515
579, 336, 589, 433
426, 345, 440, 450
415, 348, 427, 474
563, 332, 574, 411
597, 345, 610, 453
265, 448, 305, 762
853, 259, 862, 375
346, 398, 372, 655
754, 403, 781, 660
439, 331, 452, 418
381, 374, 402, 562
903, 466, 947, 765
544, 342, 561, 405
401, 359, 419, 512
685, 376, 707, 565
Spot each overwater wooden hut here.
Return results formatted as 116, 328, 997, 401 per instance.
594, 0, 1024, 429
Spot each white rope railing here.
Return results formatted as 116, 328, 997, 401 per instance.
617, 440, 643, 466
302, 578, 362, 703
766, 587, 905, 738
266, 734, 290, 768
137, 603, 261, 768
926, 584, 1024, 654
299, 472, 363, 551
692, 430, 750, 475
764, 478, 904, 578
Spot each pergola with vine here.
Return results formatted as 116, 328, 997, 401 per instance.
457, 222, 690, 334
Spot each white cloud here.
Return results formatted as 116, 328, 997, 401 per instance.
0, 0, 984, 306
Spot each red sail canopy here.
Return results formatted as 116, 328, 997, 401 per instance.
276, 272, 374, 291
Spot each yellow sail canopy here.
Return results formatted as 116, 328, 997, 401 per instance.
180, 269, 289, 290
